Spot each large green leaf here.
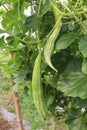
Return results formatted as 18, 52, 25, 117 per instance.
79, 36, 87, 57
55, 33, 78, 51
66, 109, 87, 130
82, 58, 87, 74
57, 58, 87, 99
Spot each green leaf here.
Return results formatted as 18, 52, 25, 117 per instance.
40, 2, 50, 17
66, 109, 87, 130
13, 68, 28, 85
3, 53, 21, 73
0, 8, 6, 16
2, 6, 22, 33
6, 36, 25, 50
25, 14, 41, 30
55, 33, 78, 51
79, 36, 87, 57
82, 58, 87, 74
5, 0, 18, 4
0, 36, 5, 48
46, 95, 54, 108
0, 29, 5, 33
73, 98, 87, 108
57, 58, 87, 99
6, 36, 19, 48
82, 20, 87, 31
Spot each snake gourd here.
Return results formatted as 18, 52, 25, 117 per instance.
44, 0, 62, 71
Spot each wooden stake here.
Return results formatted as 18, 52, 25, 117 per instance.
9, 51, 24, 130
13, 92, 24, 130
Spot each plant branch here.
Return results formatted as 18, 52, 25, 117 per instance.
59, 0, 87, 33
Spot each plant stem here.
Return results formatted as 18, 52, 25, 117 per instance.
52, 117, 55, 130
59, 0, 87, 33
13, 92, 24, 130
38, 0, 42, 15
9, 51, 24, 130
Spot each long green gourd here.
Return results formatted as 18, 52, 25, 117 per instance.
32, 52, 47, 118
44, 0, 62, 71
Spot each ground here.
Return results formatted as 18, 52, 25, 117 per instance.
0, 92, 19, 130
0, 114, 18, 130
0, 91, 68, 130
0, 91, 30, 130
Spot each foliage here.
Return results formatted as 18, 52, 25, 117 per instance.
0, 0, 87, 129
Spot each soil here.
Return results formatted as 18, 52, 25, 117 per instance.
0, 92, 30, 130
0, 91, 68, 130
0, 110, 30, 130
0, 92, 17, 130
0, 112, 18, 130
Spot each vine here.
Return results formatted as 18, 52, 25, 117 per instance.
0, 0, 87, 129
